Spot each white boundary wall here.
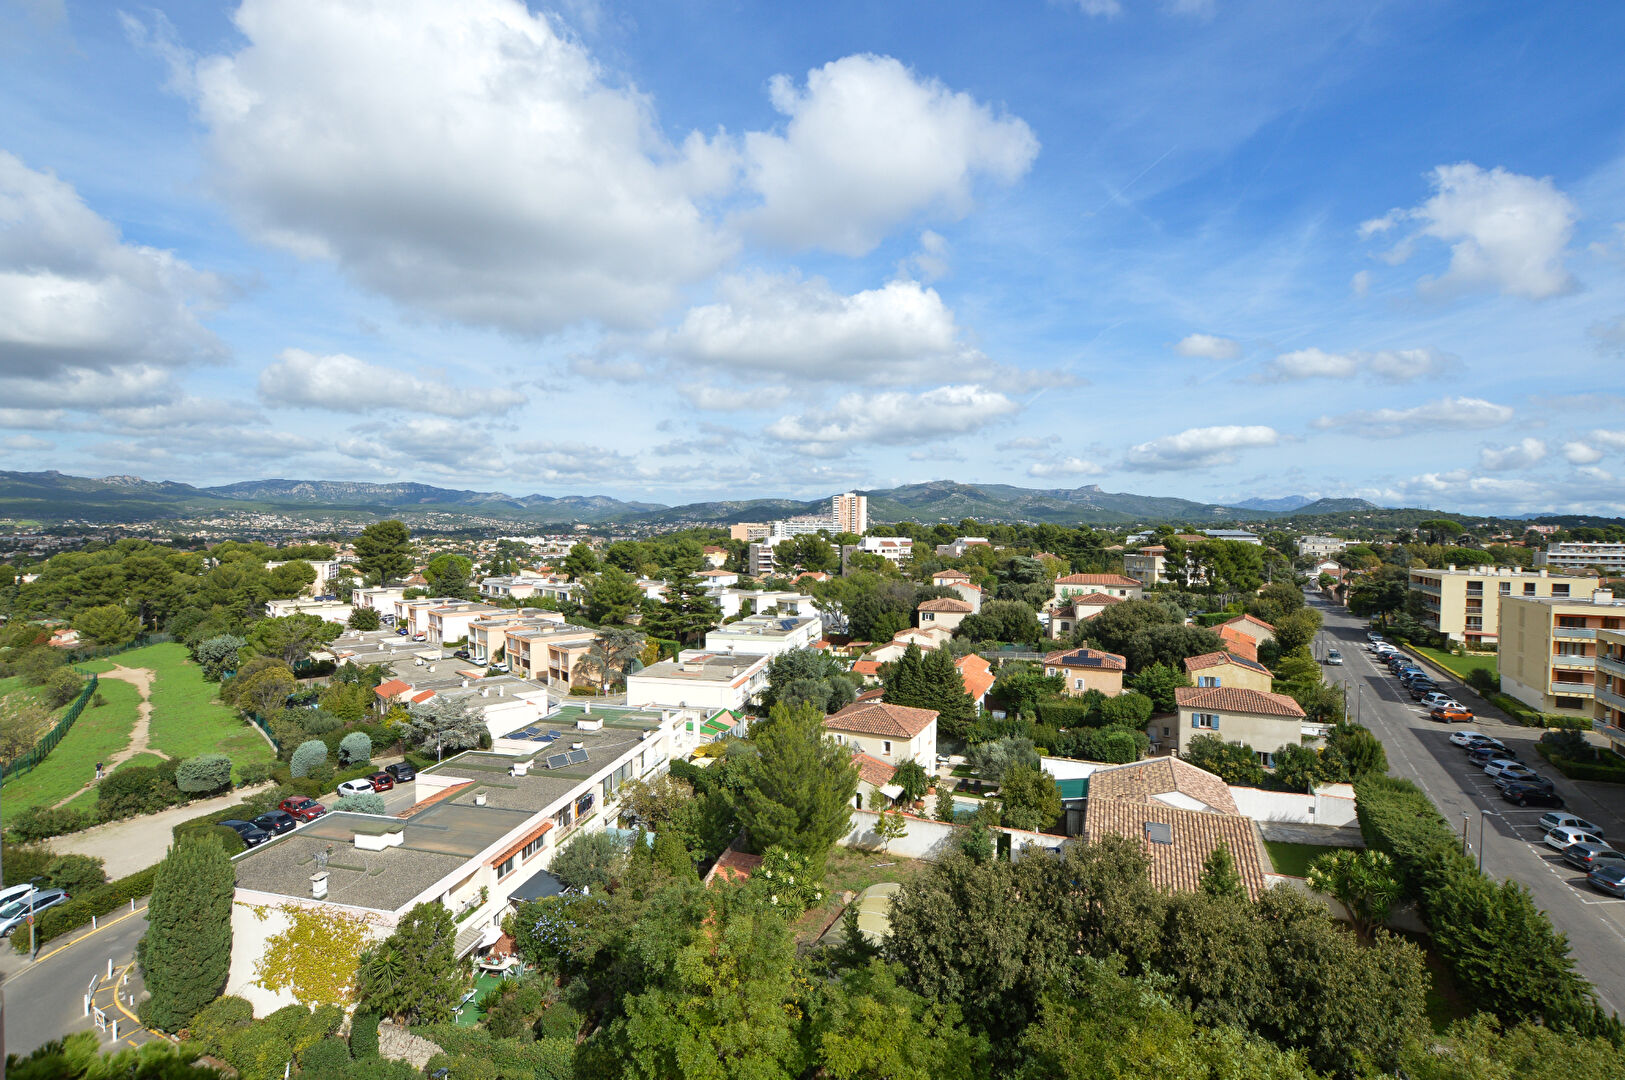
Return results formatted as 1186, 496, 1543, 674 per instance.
1228, 785, 1358, 829
838, 809, 1066, 862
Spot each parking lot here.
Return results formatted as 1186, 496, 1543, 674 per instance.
1312, 595, 1625, 1014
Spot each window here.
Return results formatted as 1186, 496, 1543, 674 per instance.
1198, 675, 1219, 687
831, 733, 844, 745
1500, 582, 1512, 595
1162, 726, 1171, 737
882, 740, 892, 755
496, 856, 515, 879
522, 835, 547, 860
554, 805, 573, 830
1525, 583, 1537, 595
1553, 585, 1571, 598
1075, 678, 1085, 689
1555, 696, 1587, 710
1192, 713, 1219, 730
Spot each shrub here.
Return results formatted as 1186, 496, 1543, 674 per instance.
45, 853, 107, 895
31, 864, 160, 945
1098, 692, 1153, 728
536, 1001, 580, 1042
8, 805, 90, 843
1466, 666, 1499, 695
172, 823, 248, 857
290, 739, 329, 778
1, 845, 55, 886
45, 667, 84, 708
348, 1011, 380, 1058
187, 995, 254, 1056
176, 753, 235, 794
300, 1037, 351, 1079
333, 793, 387, 814
96, 763, 185, 820
338, 731, 372, 767
300, 710, 345, 736
236, 760, 275, 787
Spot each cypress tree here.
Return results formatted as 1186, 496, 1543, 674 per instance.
882, 644, 928, 708
921, 647, 976, 738
142, 835, 234, 1031
735, 701, 859, 866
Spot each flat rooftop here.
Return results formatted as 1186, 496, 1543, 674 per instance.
709, 616, 817, 639
635, 652, 765, 682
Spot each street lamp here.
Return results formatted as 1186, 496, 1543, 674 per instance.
1479, 809, 1496, 871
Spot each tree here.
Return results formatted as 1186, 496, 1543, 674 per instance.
354, 520, 412, 583
338, 731, 372, 766
735, 701, 859, 864
1419, 518, 1465, 545
808, 961, 987, 1080
847, 592, 911, 643
762, 648, 857, 714
562, 542, 600, 581
194, 634, 247, 680
176, 753, 233, 794
247, 613, 340, 667
580, 627, 647, 688
1325, 722, 1387, 778
780, 534, 838, 572
355, 901, 461, 1024
75, 603, 138, 646
891, 758, 931, 803
1307, 849, 1401, 938
934, 783, 957, 822
967, 736, 1038, 784
402, 695, 485, 755
873, 806, 908, 853
957, 600, 1039, 644
44, 666, 84, 708
1272, 608, 1322, 656
1200, 841, 1243, 898
552, 830, 626, 890
1127, 662, 1189, 713
645, 571, 722, 645
231, 661, 296, 717
999, 762, 1061, 832
1182, 734, 1266, 786
422, 553, 473, 598
346, 607, 380, 630
142, 835, 234, 1030
582, 565, 644, 625
989, 663, 1063, 717
290, 739, 329, 778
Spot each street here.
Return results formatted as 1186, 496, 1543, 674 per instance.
1, 900, 150, 1058
1310, 595, 1625, 1017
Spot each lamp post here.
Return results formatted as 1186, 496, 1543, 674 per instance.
1479, 809, 1495, 871
1461, 811, 1470, 857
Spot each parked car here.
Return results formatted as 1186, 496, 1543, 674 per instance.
1501, 782, 1563, 807
412, 633, 427, 642
0, 883, 36, 909
453, 649, 471, 660
384, 762, 416, 783
1408, 682, 1441, 701
1420, 691, 1454, 709
336, 778, 375, 797
1487, 762, 1541, 787
1540, 812, 1602, 837
1326, 649, 1343, 665
1431, 705, 1475, 723
279, 797, 327, 822
396, 628, 409, 636
1449, 729, 1486, 747
0, 889, 69, 936
253, 810, 298, 835
219, 819, 271, 847
1563, 842, 1625, 872
367, 771, 395, 792
1545, 825, 1607, 852
1468, 745, 1516, 766
1588, 863, 1625, 898
490, 662, 510, 673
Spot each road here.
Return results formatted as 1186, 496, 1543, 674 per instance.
1310, 594, 1625, 1016
1, 901, 150, 1057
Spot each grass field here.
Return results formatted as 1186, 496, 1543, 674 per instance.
793, 847, 934, 945
1412, 646, 1497, 683
1262, 840, 1342, 878
83, 643, 274, 774
1, 677, 142, 814
0, 676, 60, 741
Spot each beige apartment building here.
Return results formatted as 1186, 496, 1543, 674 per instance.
1596, 628, 1625, 759
1407, 565, 1596, 646
1499, 591, 1625, 715
1122, 545, 1167, 585
831, 492, 868, 535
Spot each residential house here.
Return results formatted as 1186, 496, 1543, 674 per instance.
1296, 536, 1350, 559
703, 612, 823, 657
47, 627, 80, 648
1408, 565, 1595, 646
934, 537, 991, 558
956, 654, 996, 713
854, 536, 915, 566
696, 568, 740, 588
791, 571, 831, 585
850, 659, 883, 685
1043, 647, 1127, 697
1050, 593, 1122, 636
1052, 573, 1143, 604
634, 578, 670, 602
503, 623, 598, 685
264, 597, 352, 625
625, 651, 771, 713
351, 586, 407, 614
1083, 794, 1267, 899
917, 597, 973, 632
852, 753, 902, 809
1217, 614, 1276, 647
1170, 686, 1308, 763
867, 625, 955, 662
426, 602, 504, 647
1087, 756, 1241, 814
702, 546, 728, 568
1182, 651, 1273, 693
824, 701, 938, 770
1122, 546, 1168, 586
931, 569, 972, 587
1499, 590, 1625, 715
1215, 625, 1260, 662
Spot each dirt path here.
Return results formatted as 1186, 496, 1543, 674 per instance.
48, 783, 275, 878
50, 665, 155, 809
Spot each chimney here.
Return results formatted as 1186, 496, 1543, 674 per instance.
498, 686, 505, 696
572, 741, 585, 750
461, 678, 469, 687
482, 688, 490, 697
310, 872, 329, 899
584, 703, 591, 714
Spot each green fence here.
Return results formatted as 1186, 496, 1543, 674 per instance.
1, 673, 99, 782
61, 632, 173, 664
246, 712, 282, 753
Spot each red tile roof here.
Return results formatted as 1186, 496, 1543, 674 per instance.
1221, 613, 1277, 634
1084, 799, 1267, 900
826, 701, 938, 738
1183, 650, 1273, 677
852, 752, 898, 788
933, 570, 972, 581
409, 690, 437, 704
917, 597, 973, 613
855, 687, 886, 703
956, 654, 996, 702
704, 847, 764, 886
1087, 758, 1239, 814
1215, 625, 1260, 661
1056, 573, 1142, 586
851, 660, 882, 676
1174, 685, 1305, 718
374, 678, 411, 699
1072, 592, 1124, 607
1042, 647, 1127, 671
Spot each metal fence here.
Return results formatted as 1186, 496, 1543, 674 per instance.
61, 633, 173, 664
1, 673, 100, 781
246, 712, 282, 753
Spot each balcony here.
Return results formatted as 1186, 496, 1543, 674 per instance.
1599, 653, 1625, 680
1551, 654, 1595, 669
1597, 683, 1625, 717
1554, 626, 1597, 640
1594, 714, 1625, 748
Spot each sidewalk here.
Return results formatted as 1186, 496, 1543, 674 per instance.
48, 782, 273, 879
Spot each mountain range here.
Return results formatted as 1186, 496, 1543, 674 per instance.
0, 470, 1385, 527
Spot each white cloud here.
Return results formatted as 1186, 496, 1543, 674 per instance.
898, 230, 950, 282
766, 384, 1018, 456
1124, 424, 1279, 471
0, 408, 65, 430
652, 274, 986, 385
180, 0, 735, 334
1591, 430, 1625, 451
1028, 456, 1105, 478
0, 151, 224, 378
1073, 0, 1123, 15
1360, 163, 1578, 300
1351, 270, 1371, 296
0, 365, 176, 409
1478, 437, 1547, 471
739, 54, 1038, 255
258, 349, 523, 417
675, 384, 793, 412
1564, 442, 1604, 465
1314, 396, 1514, 438
997, 435, 1060, 451
1174, 333, 1241, 361
1257, 346, 1454, 383
2, 434, 53, 451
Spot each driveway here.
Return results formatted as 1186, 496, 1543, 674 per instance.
1310, 595, 1625, 1015
48, 783, 273, 879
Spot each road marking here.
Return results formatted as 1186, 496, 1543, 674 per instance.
17, 901, 149, 971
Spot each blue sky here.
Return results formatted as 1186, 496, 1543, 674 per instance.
2, 0, 1624, 514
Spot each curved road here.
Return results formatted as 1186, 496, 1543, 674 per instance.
1311, 594, 1625, 1016
1, 901, 150, 1058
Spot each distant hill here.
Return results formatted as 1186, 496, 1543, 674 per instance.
1232, 494, 1316, 512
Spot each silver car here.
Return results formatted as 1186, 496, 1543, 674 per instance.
1545, 826, 1607, 852
1541, 813, 1602, 837
0, 889, 69, 936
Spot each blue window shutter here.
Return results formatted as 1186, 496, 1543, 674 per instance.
1212, 714, 1220, 730
1192, 716, 1200, 729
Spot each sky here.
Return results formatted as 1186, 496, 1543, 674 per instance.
2, 0, 1625, 515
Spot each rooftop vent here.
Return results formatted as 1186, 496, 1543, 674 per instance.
355, 830, 405, 852
511, 760, 530, 777
576, 717, 603, 731
1595, 589, 1616, 604
1144, 822, 1173, 846
571, 741, 585, 750
310, 871, 329, 899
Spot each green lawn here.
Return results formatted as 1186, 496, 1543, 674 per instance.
83, 643, 274, 775
1262, 840, 1342, 878
1411, 646, 1497, 683
1, 677, 142, 814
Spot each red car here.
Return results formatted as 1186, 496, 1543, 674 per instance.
367, 771, 395, 792
279, 796, 327, 822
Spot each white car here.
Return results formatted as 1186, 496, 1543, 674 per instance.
1326, 649, 1343, 665
336, 778, 375, 797
1421, 692, 1459, 710
1545, 825, 1607, 852
1449, 729, 1485, 747
1540, 813, 1602, 837
1489, 762, 1540, 788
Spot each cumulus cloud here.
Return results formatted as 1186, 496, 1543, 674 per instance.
652, 274, 986, 385
178, 0, 736, 334
0, 151, 224, 378
1174, 333, 1241, 361
766, 384, 1018, 456
1124, 425, 1279, 471
898, 230, 950, 282
0, 365, 176, 409
1592, 430, 1625, 451
1313, 396, 1514, 438
1478, 437, 1547, 471
675, 384, 793, 412
1564, 441, 1604, 465
2, 434, 53, 452
258, 349, 523, 417
1360, 163, 1578, 300
1257, 346, 1454, 383
1028, 456, 1105, 478
739, 54, 1038, 255
997, 435, 1060, 451
1351, 270, 1371, 297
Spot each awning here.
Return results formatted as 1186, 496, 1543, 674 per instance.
507, 868, 565, 903
477, 924, 502, 948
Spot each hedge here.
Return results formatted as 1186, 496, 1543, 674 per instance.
1535, 744, 1625, 784
28, 864, 160, 946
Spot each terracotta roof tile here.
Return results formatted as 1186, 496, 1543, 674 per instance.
704, 847, 764, 886
1071, 592, 1123, 607
851, 660, 882, 675
933, 570, 972, 581
1086, 757, 1239, 815
1174, 685, 1305, 718
1042, 647, 1127, 671
852, 752, 898, 788
1084, 799, 1267, 900
374, 678, 411, 699
956, 654, 996, 702
1183, 650, 1272, 676
1222, 613, 1277, 633
917, 597, 974, 613
826, 701, 939, 738
1056, 573, 1143, 586
1215, 625, 1259, 661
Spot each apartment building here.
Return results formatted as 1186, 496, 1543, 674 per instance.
832, 492, 868, 535
703, 612, 823, 656
225, 704, 685, 1014
1596, 628, 1625, 759
1296, 535, 1349, 559
1052, 573, 1143, 604
625, 651, 770, 713
426, 602, 503, 647
502, 623, 598, 686
746, 541, 778, 576
351, 586, 407, 614
1537, 542, 1625, 574
467, 610, 566, 665
934, 537, 991, 558
1203, 530, 1261, 545
729, 523, 772, 542
1499, 590, 1625, 715
1408, 565, 1597, 645
854, 536, 914, 565
1122, 545, 1168, 586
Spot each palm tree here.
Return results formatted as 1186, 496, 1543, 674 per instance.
582, 628, 647, 690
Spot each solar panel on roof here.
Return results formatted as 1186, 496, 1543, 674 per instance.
547, 730, 562, 738
567, 748, 589, 765
1144, 822, 1173, 845
545, 753, 570, 770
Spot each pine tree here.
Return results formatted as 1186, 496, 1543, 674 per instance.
735, 701, 859, 866
882, 644, 928, 708
142, 835, 234, 1031
354, 520, 412, 584
647, 571, 723, 645
1200, 841, 1243, 899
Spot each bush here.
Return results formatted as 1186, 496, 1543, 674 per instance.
172, 823, 248, 856
236, 760, 275, 787
1, 845, 55, 886
96, 763, 185, 820
536, 1001, 580, 1042
7, 804, 90, 843
338, 731, 372, 767
45, 667, 85, 708
187, 995, 254, 1057
300, 1037, 351, 1079
45, 853, 107, 894
333, 792, 387, 814
1466, 666, 1499, 695
176, 753, 235, 794
348, 1011, 380, 1058
29, 864, 160, 946
1536, 743, 1625, 784
1033, 695, 1097, 728
300, 710, 345, 736
290, 739, 329, 778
